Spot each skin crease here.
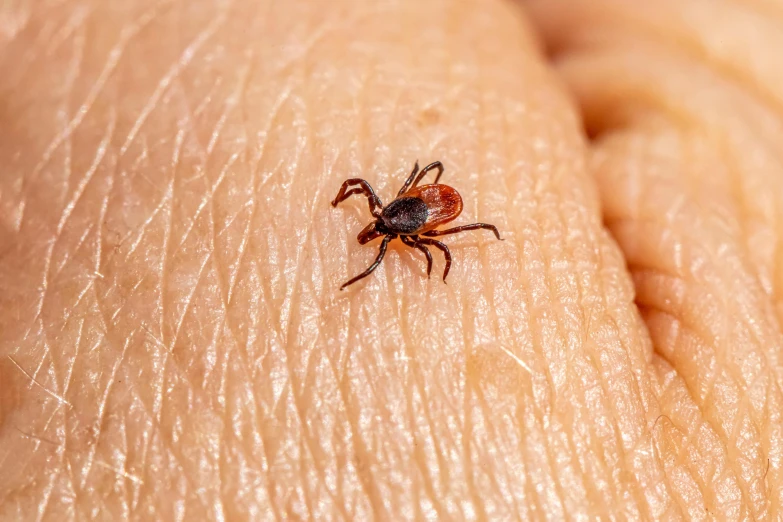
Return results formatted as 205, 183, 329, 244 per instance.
0, 0, 781, 520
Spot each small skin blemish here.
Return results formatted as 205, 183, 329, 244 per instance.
417, 107, 442, 127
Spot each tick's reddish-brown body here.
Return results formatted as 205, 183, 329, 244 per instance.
332, 160, 502, 289
405, 184, 463, 233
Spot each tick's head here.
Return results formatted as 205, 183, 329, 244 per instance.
357, 220, 385, 244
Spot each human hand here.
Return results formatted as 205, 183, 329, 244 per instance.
1, 0, 780, 519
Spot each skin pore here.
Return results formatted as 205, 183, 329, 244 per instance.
1, 0, 782, 519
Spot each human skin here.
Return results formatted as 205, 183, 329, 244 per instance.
1, 0, 782, 519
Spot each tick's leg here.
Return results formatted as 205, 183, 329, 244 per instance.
423, 223, 502, 240
396, 160, 420, 196
414, 161, 444, 187
398, 160, 444, 196
400, 235, 432, 277
417, 237, 451, 282
332, 178, 383, 217
341, 235, 392, 290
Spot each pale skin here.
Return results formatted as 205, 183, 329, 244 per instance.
1, 0, 782, 519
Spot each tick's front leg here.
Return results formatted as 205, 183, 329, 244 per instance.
332, 178, 383, 217
341, 235, 393, 290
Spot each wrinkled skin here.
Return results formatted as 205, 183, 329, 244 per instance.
1, 0, 783, 519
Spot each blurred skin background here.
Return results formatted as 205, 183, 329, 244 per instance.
1, 0, 782, 519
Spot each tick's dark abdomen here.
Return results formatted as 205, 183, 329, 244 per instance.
381, 197, 428, 234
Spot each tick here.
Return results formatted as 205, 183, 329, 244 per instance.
332, 160, 502, 290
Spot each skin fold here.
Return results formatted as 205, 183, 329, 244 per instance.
0, 0, 780, 519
